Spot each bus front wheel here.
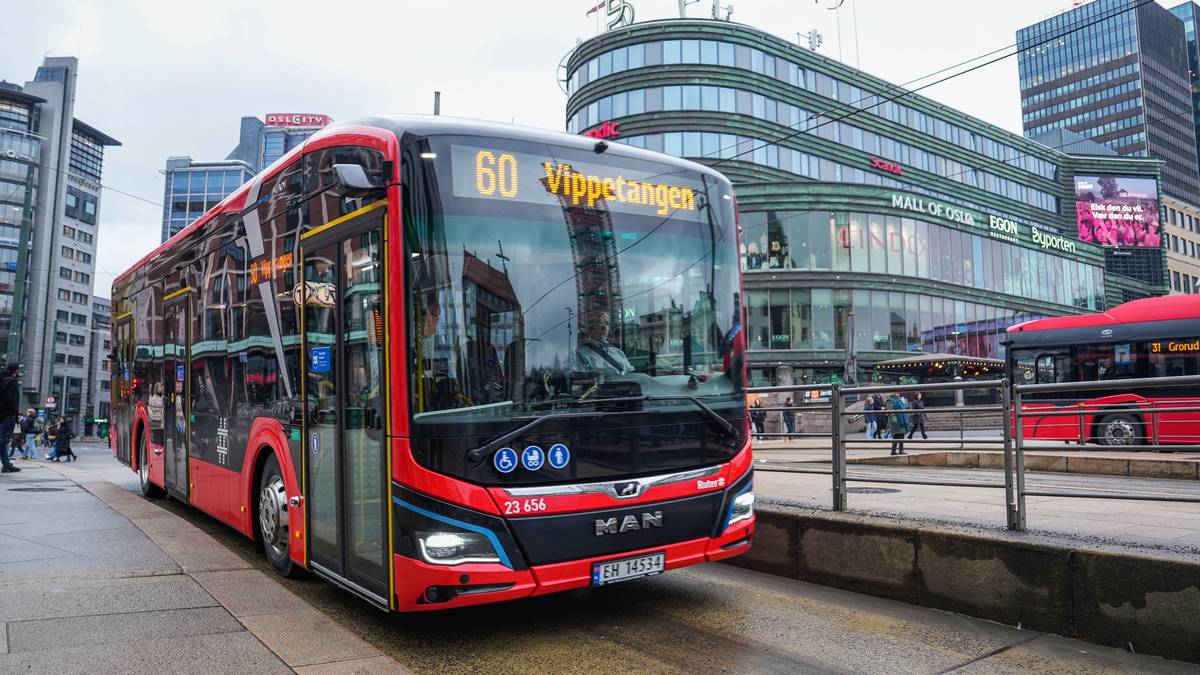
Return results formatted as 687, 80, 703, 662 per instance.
257, 455, 297, 578
1096, 413, 1143, 447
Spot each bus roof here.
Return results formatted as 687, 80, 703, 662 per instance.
115, 115, 729, 288
1006, 295, 1200, 349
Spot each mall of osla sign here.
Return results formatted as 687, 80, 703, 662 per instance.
888, 193, 1077, 255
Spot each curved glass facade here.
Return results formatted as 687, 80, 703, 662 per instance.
565, 19, 1166, 384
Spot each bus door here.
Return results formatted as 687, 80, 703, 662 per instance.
162, 292, 191, 500
301, 204, 389, 603
113, 316, 134, 466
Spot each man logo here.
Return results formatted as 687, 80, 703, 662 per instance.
595, 511, 663, 536
614, 481, 640, 498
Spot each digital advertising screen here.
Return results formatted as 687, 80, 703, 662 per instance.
1074, 174, 1162, 248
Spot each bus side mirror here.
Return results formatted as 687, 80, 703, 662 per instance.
331, 164, 385, 196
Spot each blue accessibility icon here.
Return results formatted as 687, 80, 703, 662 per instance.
548, 443, 570, 469
522, 445, 545, 471
494, 447, 518, 474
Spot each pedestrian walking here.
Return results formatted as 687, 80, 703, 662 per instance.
12, 409, 33, 460
750, 400, 767, 440
871, 394, 888, 439
863, 396, 877, 438
907, 392, 928, 440
0, 364, 21, 473
782, 397, 796, 436
46, 418, 76, 462
887, 392, 909, 455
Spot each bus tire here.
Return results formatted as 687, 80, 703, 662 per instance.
257, 454, 297, 578
1096, 413, 1143, 447
138, 430, 163, 499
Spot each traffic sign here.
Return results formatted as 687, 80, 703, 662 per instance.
45, 396, 56, 406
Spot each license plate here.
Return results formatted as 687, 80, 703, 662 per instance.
591, 552, 665, 586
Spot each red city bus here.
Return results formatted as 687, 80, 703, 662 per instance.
1006, 295, 1200, 446
110, 116, 753, 611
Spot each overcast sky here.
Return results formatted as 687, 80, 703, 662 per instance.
0, 0, 1138, 298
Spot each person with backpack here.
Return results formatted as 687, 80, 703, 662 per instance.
886, 392, 910, 455
0, 364, 21, 473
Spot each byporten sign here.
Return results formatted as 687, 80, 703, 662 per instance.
888, 193, 1078, 255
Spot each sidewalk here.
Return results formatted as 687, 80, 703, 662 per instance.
0, 448, 410, 674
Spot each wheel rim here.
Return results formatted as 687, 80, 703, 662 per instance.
1104, 418, 1136, 445
138, 441, 148, 488
258, 475, 288, 558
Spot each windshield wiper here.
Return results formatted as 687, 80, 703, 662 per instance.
642, 395, 740, 442
465, 395, 741, 464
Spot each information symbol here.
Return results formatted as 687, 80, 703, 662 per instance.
494, 447, 518, 474
548, 443, 570, 469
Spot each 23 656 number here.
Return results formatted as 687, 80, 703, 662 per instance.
504, 498, 547, 515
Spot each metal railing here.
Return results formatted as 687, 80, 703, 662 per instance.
751, 373, 1200, 532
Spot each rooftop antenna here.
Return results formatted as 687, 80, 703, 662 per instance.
710, 0, 733, 20
433, 91, 441, 115
827, 0, 846, 62
677, 0, 701, 18
799, 29, 823, 51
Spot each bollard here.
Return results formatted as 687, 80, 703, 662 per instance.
1012, 389, 1027, 531
831, 383, 846, 511
1000, 379, 1018, 530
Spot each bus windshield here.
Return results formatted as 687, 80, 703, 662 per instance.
405, 135, 742, 430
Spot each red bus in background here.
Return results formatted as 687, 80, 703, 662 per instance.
110, 115, 753, 611
1006, 296, 1200, 447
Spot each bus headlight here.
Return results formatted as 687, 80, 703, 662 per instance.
727, 490, 754, 527
417, 531, 502, 565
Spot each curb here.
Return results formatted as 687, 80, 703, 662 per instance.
726, 505, 1200, 664
43, 464, 413, 674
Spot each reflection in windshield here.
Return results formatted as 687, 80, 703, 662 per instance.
406, 137, 743, 425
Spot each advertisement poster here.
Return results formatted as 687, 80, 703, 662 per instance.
1074, 175, 1161, 248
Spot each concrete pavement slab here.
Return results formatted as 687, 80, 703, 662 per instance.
145, 531, 255, 573
238, 609, 383, 667
193, 569, 312, 618
0, 630, 293, 675
6, 606, 244, 653
0, 573, 216, 622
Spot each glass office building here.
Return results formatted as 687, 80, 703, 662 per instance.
161, 114, 327, 241
1018, 0, 1200, 201
160, 158, 253, 241
565, 19, 1167, 387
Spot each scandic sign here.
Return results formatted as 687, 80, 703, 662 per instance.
582, 120, 620, 140
264, 113, 332, 127
870, 156, 902, 176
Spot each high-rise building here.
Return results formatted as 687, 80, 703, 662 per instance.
0, 57, 119, 422
1017, 0, 1200, 201
86, 297, 110, 436
161, 113, 329, 241
1169, 2, 1200, 179
1162, 196, 1200, 293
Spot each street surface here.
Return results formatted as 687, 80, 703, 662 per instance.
2, 441, 1189, 673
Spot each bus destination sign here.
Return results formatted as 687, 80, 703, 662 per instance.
451, 144, 702, 217
1150, 339, 1200, 354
